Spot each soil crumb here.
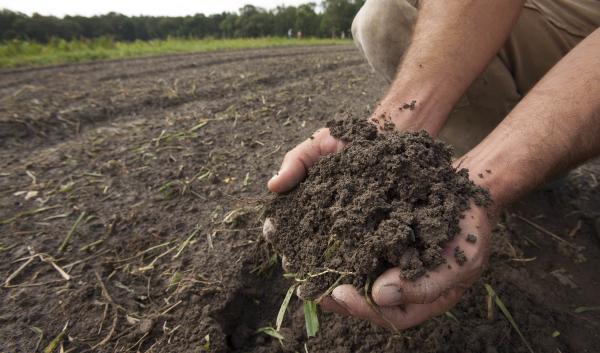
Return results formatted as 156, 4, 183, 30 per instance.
266, 116, 489, 299
454, 246, 467, 266
466, 233, 478, 243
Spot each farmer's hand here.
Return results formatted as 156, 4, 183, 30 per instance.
265, 125, 493, 330
318, 202, 495, 330
263, 200, 494, 330
267, 128, 345, 193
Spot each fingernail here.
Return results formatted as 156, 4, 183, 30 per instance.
331, 292, 352, 314
377, 284, 402, 306
321, 296, 350, 316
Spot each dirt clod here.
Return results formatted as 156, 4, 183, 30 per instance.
454, 246, 467, 266
466, 233, 478, 243
267, 117, 489, 298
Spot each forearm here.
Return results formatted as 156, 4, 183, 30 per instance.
375, 0, 524, 135
459, 29, 600, 208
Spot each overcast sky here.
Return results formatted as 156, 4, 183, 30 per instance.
0, 0, 317, 17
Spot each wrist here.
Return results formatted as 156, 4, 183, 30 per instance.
455, 140, 527, 212
371, 71, 461, 137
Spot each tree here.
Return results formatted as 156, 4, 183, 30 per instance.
296, 3, 320, 37
0, 1, 365, 42
320, 0, 364, 37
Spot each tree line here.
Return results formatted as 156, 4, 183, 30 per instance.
0, 0, 365, 43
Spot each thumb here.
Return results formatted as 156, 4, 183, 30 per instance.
267, 128, 344, 193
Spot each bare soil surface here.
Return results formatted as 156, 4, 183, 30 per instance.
1, 45, 599, 353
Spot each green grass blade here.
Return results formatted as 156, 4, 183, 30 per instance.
445, 311, 460, 324
276, 283, 298, 331
57, 211, 86, 252
256, 326, 284, 340
43, 322, 68, 353
574, 306, 600, 314
485, 284, 534, 353
303, 300, 319, 338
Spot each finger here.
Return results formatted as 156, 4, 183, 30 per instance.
267, 128, 344, 193
373, 208, 491, 306
384, 287, 464, 330
372, 247, 480, 306
331, 285, 392, 328
332, 285, 464, 330
319, 295, 350, 316
372, 265, 476, 306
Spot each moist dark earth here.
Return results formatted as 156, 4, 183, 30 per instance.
0, 45, 599, 352
266, 120, 489, 299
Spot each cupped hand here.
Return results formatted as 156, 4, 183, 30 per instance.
267, 128, 345, 193
266, 125, 495, 331
319, 203, 494, 330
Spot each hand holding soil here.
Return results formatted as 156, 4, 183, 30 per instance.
319, 203, 493, 330
265, 117, 491, 330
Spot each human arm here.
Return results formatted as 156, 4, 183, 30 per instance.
268, 0, 525, 193
372, 0, 524, 133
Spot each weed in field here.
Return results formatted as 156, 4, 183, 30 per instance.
257, 281, 320, 342
43, 322, 68, 353
277, 283, 299, 332
303, 300, 319, 338
256, 326, 285, 341
485, 284, 534, 353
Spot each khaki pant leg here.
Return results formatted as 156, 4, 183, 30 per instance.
500, 0, 600, 95
351, 0, 599, 155
351, 0, 418, 83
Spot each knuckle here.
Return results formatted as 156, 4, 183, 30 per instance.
413, 279, 443, 304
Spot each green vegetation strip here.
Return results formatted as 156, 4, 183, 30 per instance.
0, 37, 351, 69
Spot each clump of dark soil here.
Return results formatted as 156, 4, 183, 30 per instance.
266, 117, 489, 298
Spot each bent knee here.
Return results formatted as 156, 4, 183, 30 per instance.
352, 0, 417, 43
352, 0, 418, 81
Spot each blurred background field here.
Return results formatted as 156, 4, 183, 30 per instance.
0, 2, 363, 68
0, 37, 349, 68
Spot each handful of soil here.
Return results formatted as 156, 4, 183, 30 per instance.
266, 118, 489, 299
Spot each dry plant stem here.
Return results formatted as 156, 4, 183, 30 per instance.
92, 310, 118, 349
58, 211, 87, 252
92, 270, 122, 349
364, 279, 399, 333
516, 215, 576, 247
3, 256, 35, 287
4, 248, 71, 287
